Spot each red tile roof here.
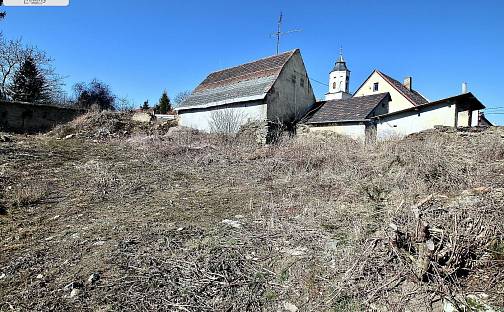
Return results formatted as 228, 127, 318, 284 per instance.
195, 50, 297, 92
178, 50, 298, 110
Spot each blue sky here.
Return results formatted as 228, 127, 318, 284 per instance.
2, 0, 504, 124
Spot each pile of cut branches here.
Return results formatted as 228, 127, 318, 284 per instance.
334, 189, 504, 310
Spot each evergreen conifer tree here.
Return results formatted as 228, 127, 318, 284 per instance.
158, 91, 171, 114
10, 56, 48, 103
141, 100, 149, 110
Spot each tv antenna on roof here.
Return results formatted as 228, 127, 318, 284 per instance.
271, 12, 302, 55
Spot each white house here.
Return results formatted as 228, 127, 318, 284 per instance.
303, 52, 488, 140
175, 49, 315, 140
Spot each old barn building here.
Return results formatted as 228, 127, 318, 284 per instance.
304, 51, 488, 140
176, 49, 315, 139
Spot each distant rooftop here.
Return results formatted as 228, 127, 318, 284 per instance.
306, 92, 391, 123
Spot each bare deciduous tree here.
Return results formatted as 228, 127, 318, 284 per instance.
173, 90, 191, 108
117, 96, 135, 112
0, 0, 6, 21
0, 36, 65, 101
208, 108, 246, 134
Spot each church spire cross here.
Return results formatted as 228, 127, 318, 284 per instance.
338, 46, 345, 62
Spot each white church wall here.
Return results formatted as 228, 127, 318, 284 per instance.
325, 91, 352, 101
329, 71, 349, 93
376, 103, 456, 139
178, 101, 267, 133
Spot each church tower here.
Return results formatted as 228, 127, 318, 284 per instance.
325, 48, 351, 101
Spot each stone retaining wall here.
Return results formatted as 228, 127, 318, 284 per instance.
0, 100, 84, 133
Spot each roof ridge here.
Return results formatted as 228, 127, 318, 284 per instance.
375, 70, 425, 106
207, 49, 298, 76
306, 92, 391, 123
325, 92, 388, 103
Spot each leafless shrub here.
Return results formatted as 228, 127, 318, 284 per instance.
209, 108, 247, 134
75, 160, 122, 200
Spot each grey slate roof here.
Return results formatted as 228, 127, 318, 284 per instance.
332, 55, 348, 72
306, 93, 391, 124
377, 71, 428, 106
177, 50, 297, 110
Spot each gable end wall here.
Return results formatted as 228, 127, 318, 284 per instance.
354, 72, 415, 113
266, 51, 316, 125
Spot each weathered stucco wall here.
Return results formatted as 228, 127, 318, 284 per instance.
178, 101, 267, 132
457, 110, 469, 127
376, 103, 456, 139
456, 108, 480, 127
308, 123, 366, 140
471, 110, 479, 127
354, 71, 415, 113
0, 100, 84, 133
266, 51, 316, 125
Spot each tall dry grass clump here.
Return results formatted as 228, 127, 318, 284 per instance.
120, 127, 504, 311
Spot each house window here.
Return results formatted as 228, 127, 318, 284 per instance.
333, 82, 336, 90
291, 74, 296, 83
373, 82, 379, 92
300, 77, 305, 87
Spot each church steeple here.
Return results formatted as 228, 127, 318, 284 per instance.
333, 48, 348, 71
326, 47, 351, 101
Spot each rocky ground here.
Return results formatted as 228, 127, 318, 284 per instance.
0, 114, 503, 311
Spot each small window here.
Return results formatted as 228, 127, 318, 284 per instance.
291, 74, 296, 83
333, 82, 337, 90
373, 82, 379, 92
300, 77, 305, 87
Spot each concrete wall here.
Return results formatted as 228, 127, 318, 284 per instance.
266, 50, 316, 125
354, 71, 415, 113
456, 108, 480, 127
0, 100, 84, 133
308, 123, 366, 140
471, 110, 479, 127
178, 101, 267, 132
457, 109, 470, 127
376, 102, 456, 139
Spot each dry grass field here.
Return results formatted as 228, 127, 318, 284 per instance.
1, 112, 503, 311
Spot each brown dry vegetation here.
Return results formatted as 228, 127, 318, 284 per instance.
0, 112, 503, 311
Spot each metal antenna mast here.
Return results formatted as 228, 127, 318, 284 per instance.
272, 12, 301, 55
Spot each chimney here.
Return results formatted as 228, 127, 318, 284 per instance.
462, 82, 468, 94
403, 77, 412, 90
